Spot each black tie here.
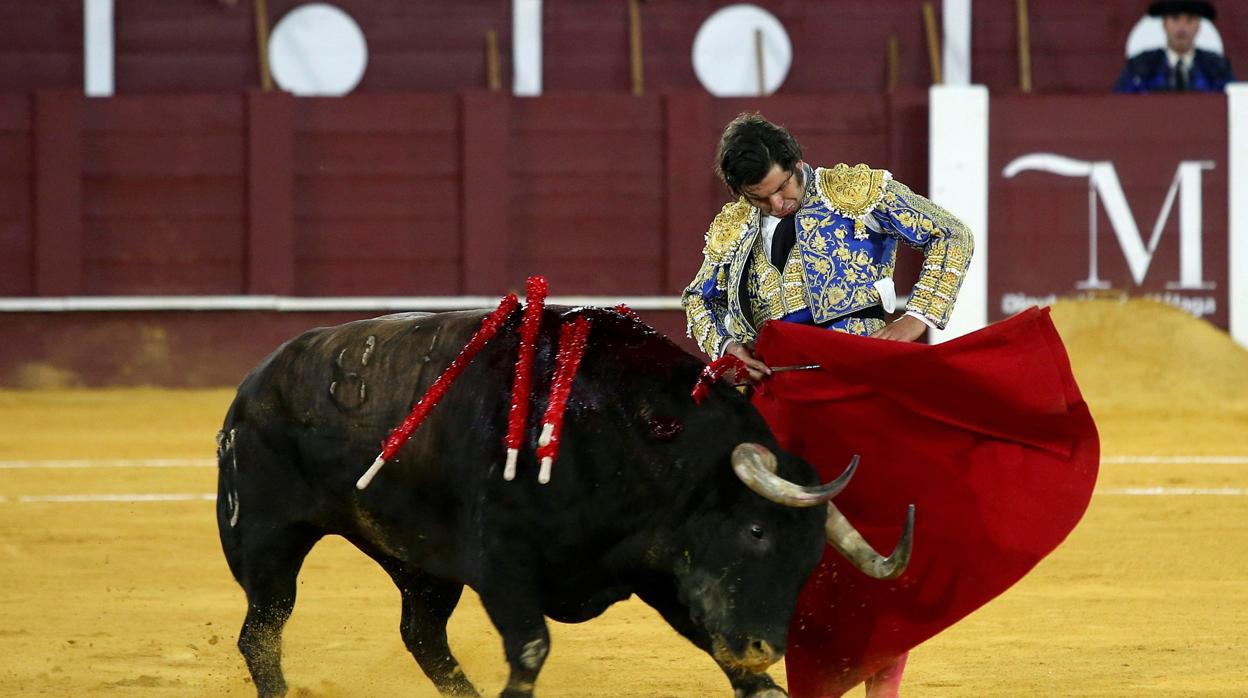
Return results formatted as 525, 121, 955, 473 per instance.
1175, 62, 1188, 91
770, 215, 796, 269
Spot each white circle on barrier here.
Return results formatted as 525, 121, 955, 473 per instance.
692, 4, 791, 97
268, 3, 368, 96
1125, 16, 1223, 57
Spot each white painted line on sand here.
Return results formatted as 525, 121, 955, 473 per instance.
1101, 456, 1248, 465
0, 493, 217, 503
1096, 487, 1248, 496
0, 458, 215, 469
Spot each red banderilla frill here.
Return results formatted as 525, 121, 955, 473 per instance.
355, 293, 520, 490
535, 315, 592, 484
504, 276, 548, 480
612, 303, 641, 321
691, 354, 750, 404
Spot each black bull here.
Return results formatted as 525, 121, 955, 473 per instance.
216, 306, 912, 698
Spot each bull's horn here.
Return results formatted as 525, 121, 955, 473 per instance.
825, 502, 914, 580
730, 443, 856, 508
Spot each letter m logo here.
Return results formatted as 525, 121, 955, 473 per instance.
1003, 153, 1215, 290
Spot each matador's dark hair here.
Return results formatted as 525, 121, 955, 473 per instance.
715, 113, 803, 195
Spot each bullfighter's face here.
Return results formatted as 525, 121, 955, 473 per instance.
741, 162, 804, 218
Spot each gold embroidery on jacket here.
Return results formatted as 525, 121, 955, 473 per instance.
817, 164, 893, 237
878, 179, 974, 328
781, 250, 806, 312
745, 234, 808, 323
683, 166, 973, 358
704, 198, 755, 264
796, 214, 890, 323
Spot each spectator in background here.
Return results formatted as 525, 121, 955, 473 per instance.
1115, 1, 1235, 92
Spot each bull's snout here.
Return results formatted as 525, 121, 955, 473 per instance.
742, 638, 781, 670
712, 635, 783, 673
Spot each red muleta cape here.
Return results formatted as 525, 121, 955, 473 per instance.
749, 307, 1098, 697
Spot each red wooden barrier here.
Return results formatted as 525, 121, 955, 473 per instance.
0, 89, 911, 386
6, 90, 906, 300
0, 94, 32, 295
33, 90, 82, 296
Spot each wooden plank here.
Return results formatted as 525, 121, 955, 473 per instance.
294, 94, 459, 133
0, 136, 32, 175
886, 88, 930, 190
0, 176, 31, 217
86, 219, 244, 263
81, 133, 244, 176
0, 3, 81, 91
0, 56, 79, 93
293, 135, 459, 176
246, 89, 295, 295
82, 177, 244, 217
32, 90, 82, 296
0, 218, 32, 294
295, 220, 454, 261
507, 94, 664, 295
84, 95, 244, 134
510, 136, 661, 175
83, 260, 244, 295
0, 95, 31, 130
115, 55, 255, 93
292, 175, 458, 220
511, 95, 662, 132
295, 260, 460, 296
507, 258, 663, 295
663, 92, 714, 294
459, 91, 506, 295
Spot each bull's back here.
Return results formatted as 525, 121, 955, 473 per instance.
217, 311, 513, 565
216, 305, 730, 584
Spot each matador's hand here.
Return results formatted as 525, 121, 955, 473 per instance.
871, 314, 927, 342
724, 340, 772, 384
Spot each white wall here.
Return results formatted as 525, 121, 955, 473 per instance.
927, 85, 989, 343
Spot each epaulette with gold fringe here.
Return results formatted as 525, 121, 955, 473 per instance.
703, 198, 755, 264
815, 163, 892, 236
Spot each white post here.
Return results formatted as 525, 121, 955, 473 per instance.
83, 0, 114, 96
512, 0, 542, 96
942, 0, 971, 86
1229, 83, 1248, 348
928, 84, 989, 343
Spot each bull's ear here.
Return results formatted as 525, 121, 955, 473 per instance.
731, 443, 856, 507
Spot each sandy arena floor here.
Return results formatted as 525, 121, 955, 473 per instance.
1, 300, 1246, 696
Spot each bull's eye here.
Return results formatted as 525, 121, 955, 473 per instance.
749, 524, 765, 540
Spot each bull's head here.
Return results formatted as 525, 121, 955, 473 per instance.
669, 443, 912, 679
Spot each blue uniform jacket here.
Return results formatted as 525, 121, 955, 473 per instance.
1114, 48, 1235, 93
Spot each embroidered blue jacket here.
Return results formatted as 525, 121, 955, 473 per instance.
682, 163, 974, 358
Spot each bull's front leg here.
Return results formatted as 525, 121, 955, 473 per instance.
476, 581, 551, 698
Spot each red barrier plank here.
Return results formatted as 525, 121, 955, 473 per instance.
460, 90, 507, 295
246, 90, 295, 295
33, 90, 82, 296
